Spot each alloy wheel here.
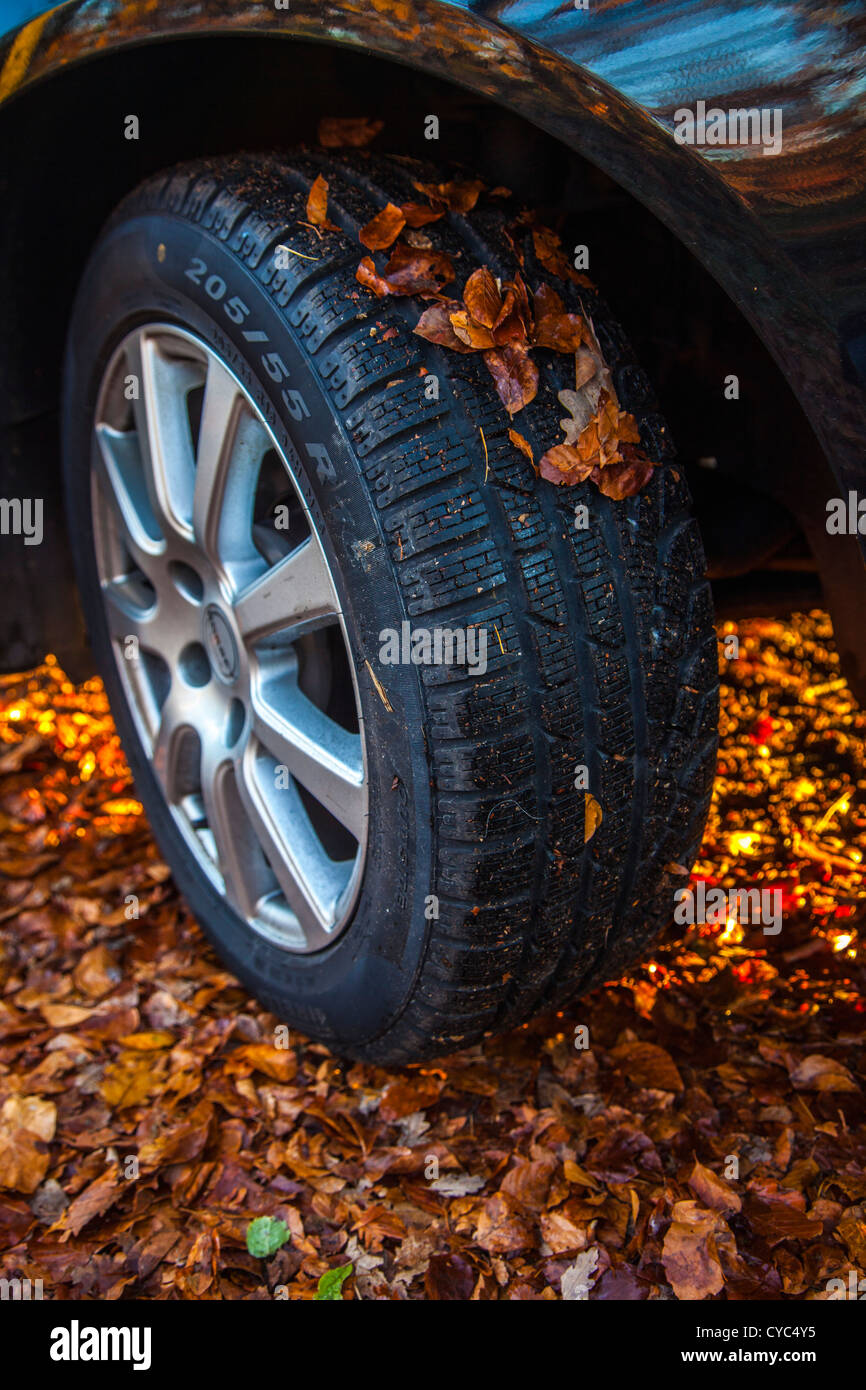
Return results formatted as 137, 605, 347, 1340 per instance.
91, 324, 368, 952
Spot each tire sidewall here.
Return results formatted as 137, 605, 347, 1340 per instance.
62, 211, 434, 1051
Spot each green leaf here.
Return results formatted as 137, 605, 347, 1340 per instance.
314, 1262, 353, 1300
246, 1215, 291, 1259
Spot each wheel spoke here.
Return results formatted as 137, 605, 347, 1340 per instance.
101, 578, 159, 649
234, 540, 340, 643
94, 425, 164, 583
125, 329, 201, 549
192, 356, 268, 580
252, 693, 365, 840
236, 742, 349, 949
151, 685, 201, 801
200, 742, 271, 920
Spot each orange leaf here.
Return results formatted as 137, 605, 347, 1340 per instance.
508, 429, 534, 466
401, 201, 444, 228
533, 283, 586, 353
413, 177, 485, 213
306, 174, 337, 230
538, 444, 594, 487
359, 202, 406, 250
591, 456, 655, 500
356, 256, 392, 298
463, 267, 502, 329
449, 308, 496, 349
531, 224, 594, 288
318, 116, 384, 148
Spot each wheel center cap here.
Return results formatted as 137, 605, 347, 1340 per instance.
204, 604, 239, 683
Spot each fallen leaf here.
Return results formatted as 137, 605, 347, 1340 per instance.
305, 174, 338, 231
483, 345, 538, 415
318, 116, 383, 148
662, 1200, 727, 1300
560, 1246, 599, 1299
359, 202, 406, 251
687, 1160, 742, 1216
585, 792, 603, 843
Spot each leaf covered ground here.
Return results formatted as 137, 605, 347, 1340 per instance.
0, 612, 864, 1299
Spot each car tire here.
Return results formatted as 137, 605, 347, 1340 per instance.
61, 149, 719, 1063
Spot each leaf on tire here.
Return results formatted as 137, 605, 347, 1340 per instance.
539, 444, 595, 488
359, 202, 406, 250
531, 223, 594, 289
355, 256, 394, 298
317, 116, 384, 148
413, 299, 475, 352
463, 266, 502, 330
412, 177, 485, 213
357, 242, 455, 297
584, 792, 603, 843
401, 200, 444, 228
533, 283, 587, 353
483, 345, 538, 415
305, 175, 338, 231
508, 429, 534, 466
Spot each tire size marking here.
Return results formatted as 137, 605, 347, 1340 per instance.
183, 255, 327, 481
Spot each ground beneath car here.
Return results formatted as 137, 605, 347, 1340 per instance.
0, 612, 863, 1300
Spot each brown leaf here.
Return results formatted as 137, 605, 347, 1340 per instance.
687, 1160, 742, 1216
230, 1043, 297, 1083
788, 1054, 858, 1092
449, 308, 496, 350
305, 174, 337, 230
508, 429, 534, 466
355, 256, 393, 298
533, 283, 587, 353
73, 944, 120, 999
381, 242, 455, 295
539, 444, 595, 487
499, 1154, 556, 1210
540, 1209, 588, 1254
662, 1200, 727, 1300
425, 1252, 475, 1300
414, 299, 474, 352
531, 223, 594, 288
611, 1040, 682, 1091
591, 455, 655, 500
359, 202, 406, 251
413, 177, 485, 213
401, 201, 444, 228
483, 345, 538, 415
61, 1165, 120, 1236
138, 1104, 213, 1172
380, 1074, 444, 1121
473, 1192, 533, 1254
463, 267, 502, 330
318, 116, 384, 148
0, 1096, 56, 1194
